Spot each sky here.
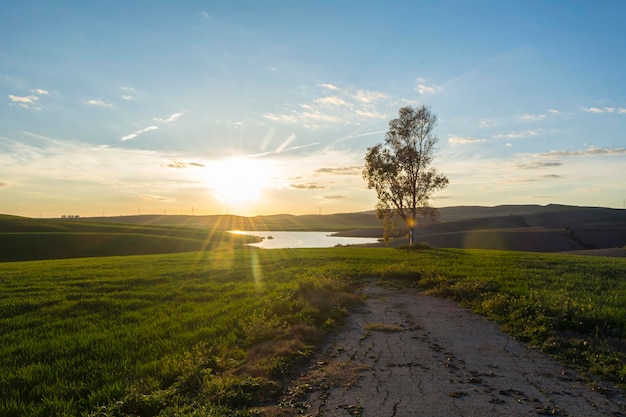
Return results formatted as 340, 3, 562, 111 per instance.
2, 1, 625, 218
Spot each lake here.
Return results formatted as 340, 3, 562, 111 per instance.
229, 231, 380, 249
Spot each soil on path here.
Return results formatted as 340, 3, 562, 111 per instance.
276, 284, 626, 417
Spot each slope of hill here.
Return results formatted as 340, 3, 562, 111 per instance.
0, 215, 257, 262
2, 204, 625, 259
338, 205, 626, 253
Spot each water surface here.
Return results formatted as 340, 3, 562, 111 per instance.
229, 231, 380, 249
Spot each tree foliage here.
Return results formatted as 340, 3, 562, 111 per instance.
363, 106, 448, 244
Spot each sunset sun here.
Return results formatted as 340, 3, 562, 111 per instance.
204, 157, 274, 204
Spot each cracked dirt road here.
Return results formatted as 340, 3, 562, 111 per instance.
280, 284, 626, 417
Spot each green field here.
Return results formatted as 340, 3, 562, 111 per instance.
1, 245, 625, 416
0, 215, 257, 261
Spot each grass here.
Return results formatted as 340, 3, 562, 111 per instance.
0, 215, 257, 261
1, 246, 625, 416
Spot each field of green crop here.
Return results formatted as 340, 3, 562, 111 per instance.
1, 246, 625, 416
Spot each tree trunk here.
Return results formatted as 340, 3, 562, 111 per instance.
409, 213, 416, 245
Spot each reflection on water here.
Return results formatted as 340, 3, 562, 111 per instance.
229, 231, 380, 249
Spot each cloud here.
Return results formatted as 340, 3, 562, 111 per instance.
448, 136, 487, 145
583, 106, 626, 114
530, 147, 626, 158
121, 126, 159, 141
249, 141, 320, 157
522, 113, 547, 121
264, 84, 392, 130
153, 112, 184, 123
0, 181, 8, 187
32, 89, 48, 95
479, 118, 497, 128
319, 83, 339, 90
352, 89, 389, 103
86, 99, 114, 108
355, 109, 386, 119
493, 130, 538, 139
416, 77, 443, 95
263, 113, 298, 123
314, 96, 349, 106
315, 166, 362, 175
8, 94, 42, 110
503, 174, 563, 183
290, 183, 326, 190
121, 95, 133, 101
518, 161, 563, 169
8, 94, 38, 103
323, 194, 347, 200
141, 195, 175, 202
165, 159, 205, 168
301, 111, 340, 123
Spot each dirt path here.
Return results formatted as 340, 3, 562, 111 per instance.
279, 284, 626, 416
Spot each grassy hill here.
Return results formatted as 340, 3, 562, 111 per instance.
2, 204, 625, 261
336, 204, 626, 253
0, 215, 257, 262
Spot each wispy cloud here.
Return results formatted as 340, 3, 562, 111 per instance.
522, 113, 547, 121
290, 182, 326, 190
86, 99, 114, 108
416, 77, 443, 95
31, 88, 48, 95
323, 194, 347, 200
141, 195, 175, 202
529, 146, 626, 158
583, 106, 626, 114
479, 118, 497, 128
263, 83, 391, 129
503, 174, 563, 183
120, 86, 135, 101
263, 113, 298, 123
248, 141, 320, 157
121, 126, 159, 141
165, 159, 205, 168
352, 89, 389, 103
448, 136, 487, 145
319, 83, 339, 90
315, 166, 362, 175
314, 96, 349, 106
493, 130, 539, 139
0, 181, 8, 187
153, 112, 184, 123
8, 94, 38, 103
8, 94, 42, 110
517, 161, 563, 169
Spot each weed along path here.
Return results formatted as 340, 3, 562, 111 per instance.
278, 284, 626, 417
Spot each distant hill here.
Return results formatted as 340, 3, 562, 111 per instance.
2, 204, 625, 259
0, 215, 257, 262
339, 204, 626, 253
82, 204, 626, 253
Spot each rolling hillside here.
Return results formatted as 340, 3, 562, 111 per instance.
2, 204, 625, 260
0, 215, 257, 262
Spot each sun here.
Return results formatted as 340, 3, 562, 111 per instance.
204, 157, 274, 204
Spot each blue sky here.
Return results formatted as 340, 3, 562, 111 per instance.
2, 1, 625, 217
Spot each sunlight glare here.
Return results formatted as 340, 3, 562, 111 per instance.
204, 157, 274, 204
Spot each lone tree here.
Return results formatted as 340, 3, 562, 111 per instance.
363, 105, 449, 245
